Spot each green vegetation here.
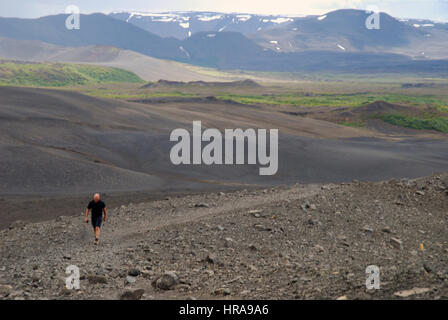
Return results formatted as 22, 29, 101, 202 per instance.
217, 93, 361, 107
215, 91, 448, 133
0, 61, 144, 87
216, 93, 448, 111
380, 114, 448, 133
339, 121, 366, 128
63, 77, 448, 135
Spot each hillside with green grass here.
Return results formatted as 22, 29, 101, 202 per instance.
380, 114, 448, 133
0, 61, 144, 87
216, 93, 448, 111
76, 80, 448, 134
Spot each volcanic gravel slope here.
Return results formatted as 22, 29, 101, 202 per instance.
1, 85, 448, 229
0, 174, 447, 300
2, 85, 448, 196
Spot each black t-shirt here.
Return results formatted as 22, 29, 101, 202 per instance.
87, 200, 106, 217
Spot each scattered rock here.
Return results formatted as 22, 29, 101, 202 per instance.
240, 290, 251, 296
306, 218, 319, 226
0, 174, 446, 300
59, 288, 72, 296
206, 253, 217, 264
253, 224, 271, 231
248, 244, 258, 251
225, 276, 243, 284
423, 263, 433, 273
381, 227, 392, 233
152, 271, 179, 290
126, 276, 136, 284
214, 287, 231, 296
394, 288, 431, 298
120, 289, 145, 300
0, 284, 12, 297
87, 275, 108, 284
390, 237, 403, 250
128, 268, 141, 277
248, 210, 262, 217
361, 226, 374, 233
194, 203, 209, 208
224, 237, 234, 247
9, 220, 26, 230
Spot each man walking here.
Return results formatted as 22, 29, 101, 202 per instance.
85, 193, 107, 245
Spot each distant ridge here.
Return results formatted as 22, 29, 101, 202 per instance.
141, 79, 260, 88
0, 10, 447, 73
0, 37, 230, 82
110, 11, 297, 39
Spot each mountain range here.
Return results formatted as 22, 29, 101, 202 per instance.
0, 9, 447, 74
109, 11, 296, 39
0, 37, 227, 82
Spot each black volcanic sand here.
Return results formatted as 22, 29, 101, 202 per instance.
1, 86, 447, 228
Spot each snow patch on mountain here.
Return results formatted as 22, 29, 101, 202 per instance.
179, 22, 190, 29
270, 17, 293, 24
197, 14, 223, 22
179, 46, 190, 58
318, 15, 327, 21
110, 11, 305, 40
237, 15, 252, 22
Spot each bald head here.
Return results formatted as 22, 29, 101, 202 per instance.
93, 193, 101, 202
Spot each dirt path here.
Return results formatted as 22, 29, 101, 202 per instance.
0, 177, 447, 300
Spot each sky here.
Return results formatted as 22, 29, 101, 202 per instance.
1, 0, 447, 21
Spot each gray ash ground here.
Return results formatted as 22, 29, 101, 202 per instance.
0, 174, 447, 300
